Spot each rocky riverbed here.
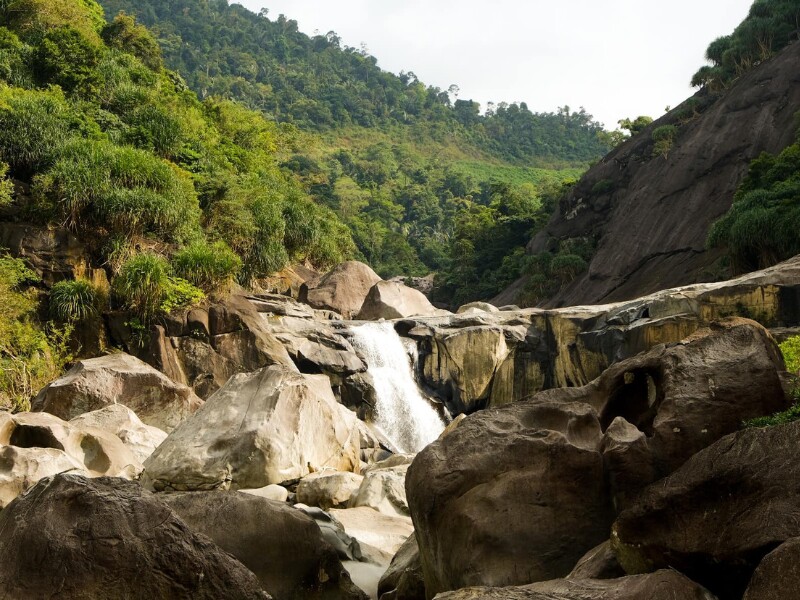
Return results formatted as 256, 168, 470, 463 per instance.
2, 257, 800, 599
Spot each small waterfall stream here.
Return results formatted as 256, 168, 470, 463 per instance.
348, 322, 446, 453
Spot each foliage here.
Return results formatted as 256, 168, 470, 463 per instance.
98, 0, 611, 166
692, 0, 800, 89
49, 278, 99, 322
743, 397, 800, 428
618, 116, 653, 136
0, 161, 11, 206
160, 276, 205, 314
112, 253, 169, 321
33, 25, 101, 96
781, 335, 800, 373
652, 125, 678, 158
172, 240, 241, 293
113, 253, 205, 320
0, 253, 72, 411
708, 130, 800, 272
101, 12, 161, 69
33, 138, 201, 242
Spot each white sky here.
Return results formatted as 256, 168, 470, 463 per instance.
238, 0, 754, 129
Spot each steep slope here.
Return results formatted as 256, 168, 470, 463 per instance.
499, 41, 800, 308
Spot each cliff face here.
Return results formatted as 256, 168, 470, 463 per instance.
499, 41, 800, 308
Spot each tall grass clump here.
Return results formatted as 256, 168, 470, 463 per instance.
49, 279, 99, 322
172, 240, 241, 293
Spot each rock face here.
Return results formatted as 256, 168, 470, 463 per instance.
743, 538, 800, 600
143, 365, 361, 491
296, 471, 364, 510
300, 261, 382, 319
128, 295, 296, 399
497, 41, 800, 307
69, 404, 167, 463
0, 410, 144, 507
611, 420, 800, 599
407, 399, 611, 597
329, 507, 415, 563
351, 463, 410, 516
357, 281, 439, 320
0, 475, 269, 599
32, 353, 203, 432
431, 570, 717, 600
567, 542, 625, 581
407, 256, 800, 415
162, 491, 367, 600
378, 534, 425, 600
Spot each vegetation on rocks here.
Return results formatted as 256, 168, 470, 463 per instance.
708, 120, 800, 272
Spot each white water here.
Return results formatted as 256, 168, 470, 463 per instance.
349, 322, 446, 453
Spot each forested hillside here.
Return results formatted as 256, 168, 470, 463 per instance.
0, 0, 353, 407
100, 0, 610, 166
95, 0, 610, 304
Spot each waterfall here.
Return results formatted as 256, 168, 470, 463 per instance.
349, 322, 446, 453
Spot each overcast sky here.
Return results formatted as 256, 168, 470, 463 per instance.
238, 0, 754, 129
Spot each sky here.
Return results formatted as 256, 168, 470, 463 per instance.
237, 0, 755, 129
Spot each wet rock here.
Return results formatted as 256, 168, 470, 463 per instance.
142, 365, 361, 491
407, 399, 610, 596
163, 491, 367, 600
0, 475, 270, 599
33, 353, 203, 432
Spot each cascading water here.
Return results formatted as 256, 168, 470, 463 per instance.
348, 322, 446, 453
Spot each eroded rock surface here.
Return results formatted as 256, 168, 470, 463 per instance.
612, 420, 800, 599
358, 281, 439, 320
407, 399, 610, 596
300, 261, 382, 319
33, 353, 202, 432
142, 365, 361, 491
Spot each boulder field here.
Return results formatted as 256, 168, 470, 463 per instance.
2, 258, 800, 599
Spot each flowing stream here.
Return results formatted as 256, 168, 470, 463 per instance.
348, 322, 445, 453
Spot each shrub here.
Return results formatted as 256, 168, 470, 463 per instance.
172, 240, 241, 292
112, 253, 169, 321
49, 279, 98, 322
33, 25, 100, 96
33, 138, 201, 243
0, 162, 12, 206
160, 276, 205, 314
113, 253, 205, 320
652, 125, 678, 158
0, 254, 71, 411
591, 179, 615, 195
780, 335, 800, 374
0, 87, 74, 175
101, 12, 162, 70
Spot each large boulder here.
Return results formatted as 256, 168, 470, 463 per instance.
357, 281, 438, 320
0, 411, 142, 507
297, 471, 364, 510
431, 571, 717, 600
142, 365, 361, 491
300, 261, 382, 319
378, 534, 425, 600
532, 318, 787, 510
407, 399, 611, 597
0, 475, 269, 599
69, 404, 167, 463
329, 507, 414, 564
162, 491, 367, 600
567, 542, 625, 580
743, 537, 800, 600
32, 353, 203, 432
611, 420, 800, 599
350, 463, 410, 516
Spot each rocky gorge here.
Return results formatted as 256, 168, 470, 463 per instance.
2, 254, 800, 598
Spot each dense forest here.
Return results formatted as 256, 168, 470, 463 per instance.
100, 0, 611, 166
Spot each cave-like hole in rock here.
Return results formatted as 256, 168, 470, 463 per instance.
600, 369, 662, 435
9, 425, 65, 451
80, 436, 111, 473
